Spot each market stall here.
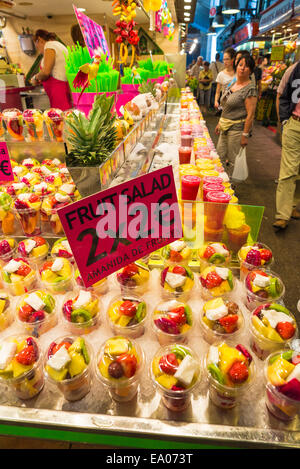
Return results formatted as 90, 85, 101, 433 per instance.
0, 80, 299, 450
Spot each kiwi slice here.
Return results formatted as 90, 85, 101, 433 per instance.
269, 303, 289, 315
71, 308, 92, 324
227, 270, 234, 289
184, 266, 194, 279
269, 278, 281, 298
135, 302, 146, 323
80, 338, 90, 365
184, 305, 193, 325
171, 345, 191, 360
209, 253, 226, 264
208, 363, 225, 384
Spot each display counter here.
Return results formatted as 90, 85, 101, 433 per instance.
0, 96, 299, 450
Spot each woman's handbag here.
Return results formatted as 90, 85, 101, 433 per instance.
232, 147, 248, 182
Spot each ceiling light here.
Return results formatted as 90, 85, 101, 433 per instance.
223, 0, 240, 14
77, 8, 86, 12
184, 5, 191, 10
184, 0, 192, 2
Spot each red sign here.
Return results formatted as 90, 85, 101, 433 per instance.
0, 142, 14, 183
234, 22, 259, 44
209, 7, 216, 17
58, 166, 182, 288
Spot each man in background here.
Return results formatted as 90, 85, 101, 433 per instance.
273, 60, 300, 230
210, 52, 224, 109
190, 56, 203, 78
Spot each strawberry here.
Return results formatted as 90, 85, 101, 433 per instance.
169, 250, 183, 262
276, 322, 296, 340
278, 378, 300, 401
171, 385, 185, 391
32, 236, 45, 246
154, 317, 179, 334
218, 314, 238, 333
205, 271, 223, 289
172, 265, 186, 276
29, 194, 39, 203
18, 304, 34, 322
203, 245, 215, 259
228, 361, 249, 384
159, 353, 179, 375
28, 310, 46, 323
260, 249, 272, 263
161, 267, 169, 286
52, 340, 72, 356
117, 353, 137, 378
15, 345, 36, 365
47, 341, 57, 358
119, 300, 137, 317
292, 355, 300, 365
168, 306, 186, 325
122, 263, 139, 278
16, 263, 31, 277
40, 260, 53, 274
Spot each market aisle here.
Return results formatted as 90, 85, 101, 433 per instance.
206, 113, 300, 314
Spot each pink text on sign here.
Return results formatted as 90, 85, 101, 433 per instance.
58, 166, 182, 288
0, 142, 14, 183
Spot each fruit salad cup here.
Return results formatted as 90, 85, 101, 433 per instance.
31, 182, 55, 199
0, 192, 15, 235
58, 182, 80, 201
0, 237, 16, 264
6, 182, 30, 198
39, 257, 73, 294
107, 295, 147, 339
152, 299, 194, 345
161, 239, 192, 266
16, 288, 57, 336
245, 269, 285, 311
17, 236, 49, 267
250, 303, 297, 360
21, 158, 40, 171
41, 194, 71, 235
1, 257, 37, 296
205, 342, 255, 409
238, 242, 273, 282
0, 335, 44, 399
13, 193, 42, 237
198, 242, 231, 273
265, 349, 300, 421
62, 289, 101, 335
161, 264, 194, 301
200, 298, 244, 345
199, 266, 235, 301
96, 336, 144, 402
74, 267, 108, 295
23, 109, 44, 142
2, 108, 24, 141
116, 261, 150, 295
43, 108, 64, 142
0, 291, 13, 331
20, 172, 42, 190
45, 336, 92, 401
50, 237, 74, 264
151, 344, 200, 412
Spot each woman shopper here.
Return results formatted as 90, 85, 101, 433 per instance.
214, 48, 236, 112
198, 61, 213, 114
215, 54, 257, 175
31, 29, 72, 111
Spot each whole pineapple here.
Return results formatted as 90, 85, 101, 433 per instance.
65, 94, 117, 167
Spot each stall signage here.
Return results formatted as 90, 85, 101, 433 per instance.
58, 166, 182, 288
73, 4, 110, 57
259, 0, 294, 34
234, 22, 259, 44
0, 142, 14, 182
271, 45, 286, 61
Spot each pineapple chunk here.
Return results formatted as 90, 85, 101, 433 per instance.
219, 343, 245, 375
156, 374, 178, 389
117, 315, 132, 327
267, 357, 295, 386
68, 352, 86, 378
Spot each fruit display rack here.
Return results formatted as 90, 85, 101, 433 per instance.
0, 101, 300, 449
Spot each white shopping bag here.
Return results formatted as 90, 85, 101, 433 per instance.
232, 147, 248, 182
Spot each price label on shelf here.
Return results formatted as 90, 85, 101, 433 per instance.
0, 142, 14, 183
58, 166, 182, 288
